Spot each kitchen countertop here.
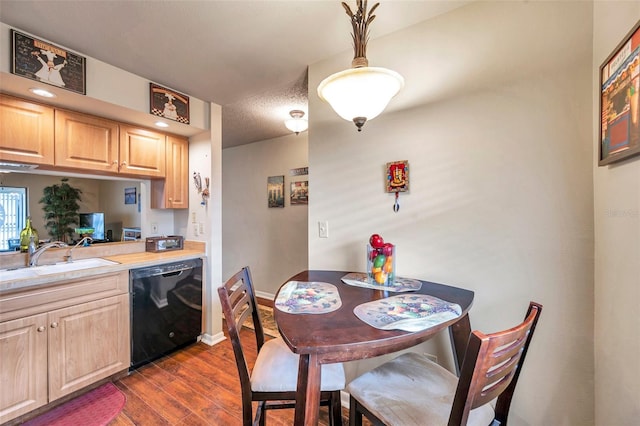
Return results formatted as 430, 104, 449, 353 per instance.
0, 245, 206, 293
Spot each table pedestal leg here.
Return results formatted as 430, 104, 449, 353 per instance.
295, 353, 322, 425
449, 313, 471, 376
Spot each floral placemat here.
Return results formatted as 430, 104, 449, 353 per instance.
353, 294, 462, 332
275, 281, 342, 314
341, 272, 422, 293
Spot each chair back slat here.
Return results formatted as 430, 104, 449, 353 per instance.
449, 302, 542, 426
218, 266, 266, 406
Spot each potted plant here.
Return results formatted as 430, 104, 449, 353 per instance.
39, 178, 82, 243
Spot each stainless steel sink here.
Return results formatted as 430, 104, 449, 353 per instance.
1, 258, 119, 281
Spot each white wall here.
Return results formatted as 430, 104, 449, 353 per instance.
222, 133, 309, 295
309, 1, 593, 425
593, 2, 640, 425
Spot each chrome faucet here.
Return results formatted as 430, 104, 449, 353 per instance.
28, 241, 68, 267
65, 237, 93, 263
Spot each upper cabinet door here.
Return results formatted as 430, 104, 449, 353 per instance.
119, 125, 166, 178
54, 109, 119, 173
0, 94, 54, 165
151, 135, 189, 209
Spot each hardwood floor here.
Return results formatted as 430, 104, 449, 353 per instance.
110, 328, 352, 425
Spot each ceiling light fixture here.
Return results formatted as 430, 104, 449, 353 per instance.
29, 88, 56, 98
317, 1, 404, 132
154, 121, 169, 128
285, 110, 308, 135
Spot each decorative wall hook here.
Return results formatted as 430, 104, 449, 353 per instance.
385, 160, 409, 213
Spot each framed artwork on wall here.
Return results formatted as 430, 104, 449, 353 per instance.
290, 181, 308, 205
386, 160, 409, 193
150, 83, 190, 124
125, 187, 137, 205
599, 19, 640, 166
267, 176, 285, 208
11, 29, 86, 95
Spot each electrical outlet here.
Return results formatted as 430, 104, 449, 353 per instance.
199, 222, 204, 234
318, 221, 329, 238
151, 223, 158, 233
191, 212, 196, 223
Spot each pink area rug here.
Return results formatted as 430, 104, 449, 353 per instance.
23, 382, 126, 426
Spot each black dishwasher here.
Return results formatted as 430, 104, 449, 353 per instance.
130, 258, 202, 369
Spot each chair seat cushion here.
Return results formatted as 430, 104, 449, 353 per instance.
347, 352, 495, 426
251, 337, 346, 392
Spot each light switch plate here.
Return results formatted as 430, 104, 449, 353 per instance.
318, 221, 329, 238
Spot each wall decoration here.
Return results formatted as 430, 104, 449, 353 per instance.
125, 187, 137, 205
192, 172, 210, 206
150, 83, 190, 124
599, 20, 640, 166
290, 167, 309, 176
11, 30, 86, 95
386, 160, 409, 213
267, 176, 285, 208
290, 181, 309, 205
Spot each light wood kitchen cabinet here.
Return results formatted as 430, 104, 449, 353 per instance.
119, 124, 166, 178
0, 94, 54, 166
151, 135, 189, 209
0, 313, 48, 423
54, 109, 119, 173
0, 271, 130, 424
48, 294, 129, 400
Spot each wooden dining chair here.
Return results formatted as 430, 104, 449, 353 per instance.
347, 301, 542, 426
218, 266, 345, 426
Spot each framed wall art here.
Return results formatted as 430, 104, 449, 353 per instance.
267, 176, 285, 208
290, 181, 309, 205
150, 83, 190, 124
124, 187, 137, 205
11, 29, 86, 95
599, 20, 640, 166
386, 160, 409, 193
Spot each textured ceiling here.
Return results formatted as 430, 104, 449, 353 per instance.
0, 0, 469, 148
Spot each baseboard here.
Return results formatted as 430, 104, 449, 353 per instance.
341, 390, 350, 409
255, 290, 275, 304
201, 331, 226, 346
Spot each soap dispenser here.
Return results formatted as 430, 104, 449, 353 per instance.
19, 216, 39, 253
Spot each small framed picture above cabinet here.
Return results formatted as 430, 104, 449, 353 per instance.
11, 30, 86, 95
150, 83, 190, 124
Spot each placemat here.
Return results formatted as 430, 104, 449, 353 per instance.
275, 281, 342, 314
353, 294, 462, 332
341, 272, 422, 292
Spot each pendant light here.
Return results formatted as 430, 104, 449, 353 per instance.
285, 110, 308, 135
317, 1, 404, 131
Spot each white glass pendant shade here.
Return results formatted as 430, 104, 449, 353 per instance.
285, 110, 308, 134
317, 67, 404, 128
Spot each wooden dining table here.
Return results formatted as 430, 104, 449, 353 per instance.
273, 270, 475, 426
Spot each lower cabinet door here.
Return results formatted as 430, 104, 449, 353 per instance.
48, 294, 130, 400
0, 313, 48, 424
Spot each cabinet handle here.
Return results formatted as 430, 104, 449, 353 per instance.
121, 161, 127, 167
50, 322, 58, 329
37, 326, 46, 332
112, 160, 118, 165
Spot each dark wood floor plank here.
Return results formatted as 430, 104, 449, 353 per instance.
111, 327, 354, 425
135, 360, 179, 389
113, 381, 172, 425
120, 370, 192, 424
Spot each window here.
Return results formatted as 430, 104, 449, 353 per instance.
0, 186, 27, 251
